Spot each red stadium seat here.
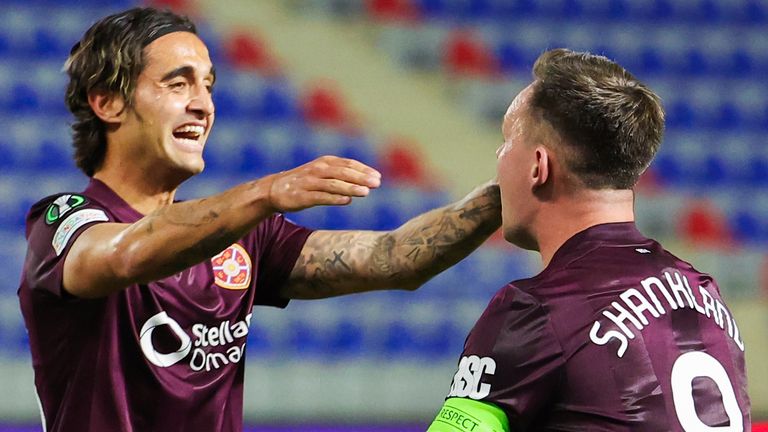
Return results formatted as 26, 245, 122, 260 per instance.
678, 201, 732, 247
379, 138, 431, 186
301, 83, 349, 129
145, 0, 192, 12
367, 0, 420, 22
223, 32, 280, 75
443, 30, 497, 77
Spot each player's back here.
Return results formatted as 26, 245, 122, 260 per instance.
520, 223, 751, 431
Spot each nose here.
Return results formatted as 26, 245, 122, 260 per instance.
188, 85, 215, 117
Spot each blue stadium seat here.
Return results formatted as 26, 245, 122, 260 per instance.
557, 0, 584, 19
666, 101, 697, 129
496, 42, 527, 75
322, 205, 354, 230
458, 0, 495, 21
651, 153, 684, 186
238, 142, 270, 175
730, 211, 764, 244
287, 321, 325, 354
646, 0, 675, 21
740, 0, 768, 24
639, 48, 664, 76
508, 0, 540, 18
9, 83, 40, 112
746, 157, 768, 187
33, 29, 65, 58
11, 329, 30, 355
35, 140, 72, 171
289, 135, 322, 167
13, 198, 36, 227
606, 0, 630, 20
698, 154, 728, 186
255, 82, 299, 122
382, 321, 417, 356
337, 135, 378, 167
245, 322, 272, 354
710, 103, 743, 130
0, 32, 10, 58
727, 49, 753, 77
758, 104, 768, 131
0, 140, 16, 170
327, 320, 365, 356
417, 0, 449, 19
0, 205, 18, 232
680, 49, 709, 76
690, 0, 723, 23
212, 88, 242, 118
419, 320, 462, 357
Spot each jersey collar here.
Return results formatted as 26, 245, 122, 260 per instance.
83, 178, 144, 223
544, 222, 647, 273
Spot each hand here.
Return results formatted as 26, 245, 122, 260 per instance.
267, 156, 382, 212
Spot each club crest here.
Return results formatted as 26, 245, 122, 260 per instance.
211, 244, 252, 290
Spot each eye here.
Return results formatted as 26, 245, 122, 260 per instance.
169, 81, 187, 90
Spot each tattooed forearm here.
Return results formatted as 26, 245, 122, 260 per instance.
142, 200, 221, 234
287, 232, 370, 298
391, 182, 500, 273
284, 182, 501, 299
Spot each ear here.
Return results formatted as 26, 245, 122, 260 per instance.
87, 90, 126, 124
531, 146, 550, 188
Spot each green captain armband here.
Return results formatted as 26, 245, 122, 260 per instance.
427, 398, 510, 432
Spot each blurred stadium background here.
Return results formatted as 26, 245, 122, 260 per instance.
0, 0, 766, 430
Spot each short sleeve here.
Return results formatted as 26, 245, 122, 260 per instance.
21, 194, 112, 298
248, 214, 313, 308
452, 286, 565, 431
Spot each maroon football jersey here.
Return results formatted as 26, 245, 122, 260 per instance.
18, 179, 313, 432
448, 223, 750, 431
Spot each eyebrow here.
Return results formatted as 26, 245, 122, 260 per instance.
160, 65, 216, 84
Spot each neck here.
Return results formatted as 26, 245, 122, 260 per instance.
533, 189, 635, 267
93, 167, 181, 215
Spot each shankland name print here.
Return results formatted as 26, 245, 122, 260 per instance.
589, 268, 745, 358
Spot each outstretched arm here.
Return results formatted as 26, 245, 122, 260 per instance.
282, 181, 501, 299
63, 156, 380, 298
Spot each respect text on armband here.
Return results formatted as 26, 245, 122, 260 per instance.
436, 406, 480, 432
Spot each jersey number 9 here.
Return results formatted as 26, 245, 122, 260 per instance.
671, 351, 744, 431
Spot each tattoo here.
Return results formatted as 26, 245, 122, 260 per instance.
405, 246, 420, 263
371, 233, 396, 275
287, 231, 378, 298
284, 183, 501, 299
130, 196, 243, 282
328, 250, 351, 271
175, 227, 233, 269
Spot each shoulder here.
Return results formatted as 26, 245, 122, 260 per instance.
457, 282, 566, 411
25, 192, 112, 255
469, 282, 564, 358
28, 192, 108, 225
21, 192, 114, 298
